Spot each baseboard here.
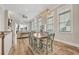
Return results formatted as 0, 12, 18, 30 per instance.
55, 38, 79, 48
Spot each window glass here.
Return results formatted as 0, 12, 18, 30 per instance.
47, 17, 53, 34
59, 11, 71, 32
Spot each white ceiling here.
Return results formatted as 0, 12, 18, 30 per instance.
1, 4, 59, 24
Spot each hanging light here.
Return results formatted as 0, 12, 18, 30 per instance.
22, 14, 28, 18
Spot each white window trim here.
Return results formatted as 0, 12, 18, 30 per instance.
57, 5, 73, 33
59, 10, 71, 32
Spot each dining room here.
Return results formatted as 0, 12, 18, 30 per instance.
0, 4, 79, 55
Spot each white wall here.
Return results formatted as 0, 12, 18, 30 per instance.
0, 6, 5, 55
0, 6, 5, 31
0, 38, 2, 55
52, 4, 79, 47
0, 6, 14, 55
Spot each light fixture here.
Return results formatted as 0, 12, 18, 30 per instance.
22, 14, 28, 18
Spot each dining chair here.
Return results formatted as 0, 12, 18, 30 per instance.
29, 32, 37, 50
41, 33, 55, 54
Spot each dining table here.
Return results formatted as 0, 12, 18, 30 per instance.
32, 32, 55, 54
33, 32, 49, 53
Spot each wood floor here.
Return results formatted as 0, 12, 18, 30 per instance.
52, 41, 79, 55
9, 38, 34, 55
9, 38, 79, 55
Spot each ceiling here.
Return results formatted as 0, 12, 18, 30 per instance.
1, 4, 59, 24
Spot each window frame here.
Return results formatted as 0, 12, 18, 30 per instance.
47, 16, 53, 34
59, 10, 71, 32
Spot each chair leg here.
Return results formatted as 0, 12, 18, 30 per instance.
46, 40, 48, 55
46, 45, 48, 54
51, 40, 53, 52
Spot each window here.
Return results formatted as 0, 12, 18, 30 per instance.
38, 19, 42, 32
47, 16, 53, 34
31, 20, 37, 31
59, 11, 71, 32
31, 21, 35, 31
18, 24, 27, 32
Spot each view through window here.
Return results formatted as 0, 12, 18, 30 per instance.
59, 11, 71, 32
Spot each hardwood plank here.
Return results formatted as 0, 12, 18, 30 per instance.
9, 37, 79, 55
9, 38, 34, 55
